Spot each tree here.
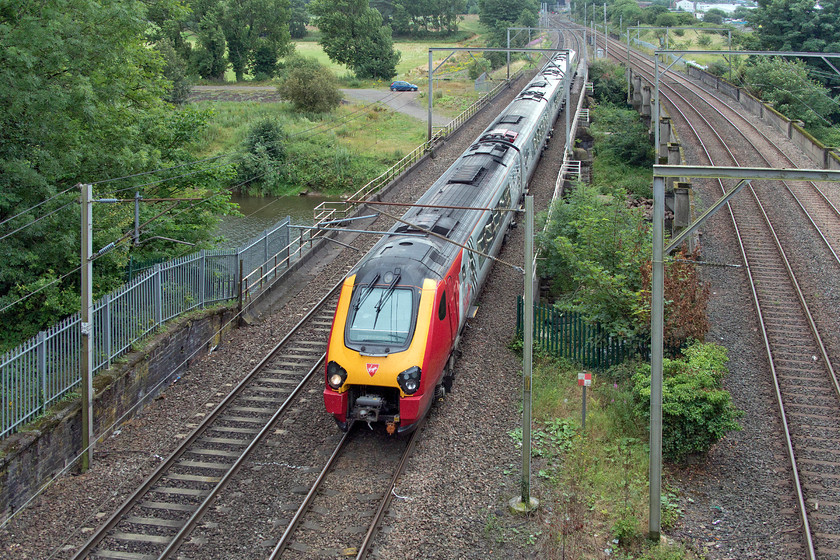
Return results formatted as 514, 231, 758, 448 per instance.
277, 56, 344, 112
289, 0, 309, 38
192, 10, 229, 80
741, 57, 839, 129
310, 0, 401, 80
0, 0, 233, 350
748, 0, 840, 54
702, 8, 726, 25
537, 183, 650, 338
479, 0, 538, 30
219, 0, 293, 81
157, 38, 192, 105
236, 119, 288, 194
388, 0, 466, 35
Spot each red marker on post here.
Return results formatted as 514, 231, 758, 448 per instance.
578, 372, 591, 430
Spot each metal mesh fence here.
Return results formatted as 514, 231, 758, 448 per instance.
0, 218, 291, 439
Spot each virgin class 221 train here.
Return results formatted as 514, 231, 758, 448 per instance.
324, 50, 578, 435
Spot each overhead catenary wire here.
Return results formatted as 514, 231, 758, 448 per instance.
0, 184, 79, 229
0, 170, 269, 316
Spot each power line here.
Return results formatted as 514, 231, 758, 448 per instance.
0, 199, 77, 243
0, 185, 78, 229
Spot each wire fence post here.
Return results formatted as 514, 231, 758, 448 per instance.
37, 331, 47, 416
103, 294, 111, 369
199, 250, 206, 309
153, 263, 163, 328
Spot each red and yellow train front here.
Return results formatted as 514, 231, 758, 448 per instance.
323, 269, 453, 435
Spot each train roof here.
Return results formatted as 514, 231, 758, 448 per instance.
350, 50, 577, 284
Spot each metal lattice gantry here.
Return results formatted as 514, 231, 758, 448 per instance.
648, 165, 840, 548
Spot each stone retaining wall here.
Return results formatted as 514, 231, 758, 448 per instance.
0, 306, 236, 521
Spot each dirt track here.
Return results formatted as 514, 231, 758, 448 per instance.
188, 85, 450, 126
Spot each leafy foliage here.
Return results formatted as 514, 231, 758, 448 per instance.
278, 56, 344, 113
591, 105, 654, 168
632, 341, 742, 462
748, 0, 840, 54
387, 0, 466, 35
0, 0, 234, 350
588, 60, 629, 107
741, 57, 839, 131
537, 184, 650, 339
289, 0, 310, 38
236, 119, 288, 194
309, 0, 401, 80
637, 249, 711, 348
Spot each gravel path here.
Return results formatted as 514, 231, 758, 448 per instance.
188, 85, 451, 126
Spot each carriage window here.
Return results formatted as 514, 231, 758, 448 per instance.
438, 291, 447, 320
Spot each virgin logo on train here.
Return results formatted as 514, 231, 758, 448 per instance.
366, 363, 379, 376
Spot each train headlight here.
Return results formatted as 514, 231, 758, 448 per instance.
327, 361, 347, 390
397, 366, 421, 395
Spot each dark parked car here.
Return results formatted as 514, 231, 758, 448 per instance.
390, 80, 419, 92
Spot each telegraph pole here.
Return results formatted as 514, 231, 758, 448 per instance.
80, 183, 94, 472
510, 195, 538, 513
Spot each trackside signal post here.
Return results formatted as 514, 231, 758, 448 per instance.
649, 165, 840, 543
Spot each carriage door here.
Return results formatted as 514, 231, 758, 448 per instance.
446, 275, 459, 342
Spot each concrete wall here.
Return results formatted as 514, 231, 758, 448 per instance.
686, 65, 840, 170
0, 306, 236, 521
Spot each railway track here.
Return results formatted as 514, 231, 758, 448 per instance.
72, 286, 342, 560
597, 29, 840, 558
266, 422, 421, 559
65, 27, 585, 560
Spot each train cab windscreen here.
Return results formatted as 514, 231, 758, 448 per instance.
345, 286, 416, 348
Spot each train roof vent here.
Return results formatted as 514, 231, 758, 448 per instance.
448, 163, 486, 185
431, 216, 457, 237
530, 80, 548, 88
519, 90, 546, 101
479, 128, 519, 143
428, 248, 447, 266
497, 114, 523, 125
472, 142, 509, 158
394, 213, 457, 237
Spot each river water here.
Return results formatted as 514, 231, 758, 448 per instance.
213, 192, 343, 248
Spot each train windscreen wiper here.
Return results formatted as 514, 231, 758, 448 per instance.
354, 273, 380, 311
372, 274, 401, 328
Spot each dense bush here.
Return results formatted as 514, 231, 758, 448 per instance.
538, 184, 650, 338
277, 56, 343, 113
591, 105, 654, 167
589, 60, 628, 106
632, 341, 742, 462
638, 249, 711, 348
236, 119, 288, 194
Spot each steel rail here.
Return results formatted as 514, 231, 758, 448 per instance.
615, 36, 840, 404
157, 355, 327, 558
354, 417, 426, 559
266, 431, 353, 559
602, 31, 821, 558
72, 281, 344, 560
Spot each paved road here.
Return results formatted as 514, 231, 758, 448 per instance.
190, 85, 450, 126
340, 88, 450, 127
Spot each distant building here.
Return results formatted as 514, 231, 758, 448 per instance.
674, 0, 753, 16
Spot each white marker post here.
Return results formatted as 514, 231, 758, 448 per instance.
578, 371, 591, 430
